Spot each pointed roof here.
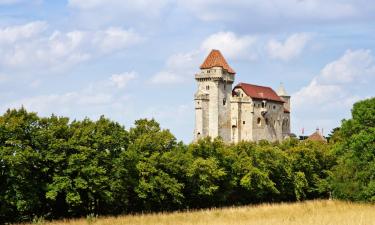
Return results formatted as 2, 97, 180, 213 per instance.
234, 83, 284, 103
307, 129, 327, 142
200, 49, 236, 74
277, 83, 289, 96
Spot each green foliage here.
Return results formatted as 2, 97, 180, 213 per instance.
330, 97, 375, 201
7, 99, 375, 223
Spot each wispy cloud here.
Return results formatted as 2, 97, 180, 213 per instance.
1, 71, 137, 118
267, 33, 312, 61
293, 49, 375, 134
0, 22, 143, 72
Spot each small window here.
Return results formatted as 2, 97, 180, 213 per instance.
206, 85, 210, 90
257, 117, 261, 126
265, 118, 269, 125
223, 98, 226, 106
224, 84, 226, 90
273, 105, 276, 110
243, 121, 246, 124
197, 101, 200, 105
207, 70, 210, 73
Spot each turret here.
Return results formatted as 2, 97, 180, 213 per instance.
277, 82, 290, 112
194, 50, 235, 142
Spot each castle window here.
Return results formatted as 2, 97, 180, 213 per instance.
273, 105, 276, 110
261, 102, 265, 108
206, 85, 210, 90
243, 121, 246, 124
223, 98, 226, 105
207, 70, 210, 73
265, 118, 269, 125
257, 117, 261, 126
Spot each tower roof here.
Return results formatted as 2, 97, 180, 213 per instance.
277, 83, 289, 96
200, 49, 236, 74
307, 129, 327, 142
234, 83, 284, 103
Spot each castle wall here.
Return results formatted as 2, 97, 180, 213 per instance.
250, 100, 285, 142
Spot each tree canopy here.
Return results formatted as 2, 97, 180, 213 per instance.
1, 97, 374, 223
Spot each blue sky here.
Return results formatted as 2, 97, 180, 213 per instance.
0, 0, 374, 142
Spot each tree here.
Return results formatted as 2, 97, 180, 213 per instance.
331, 97, 375, 201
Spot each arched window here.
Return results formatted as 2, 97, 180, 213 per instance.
257, 117, 261, 126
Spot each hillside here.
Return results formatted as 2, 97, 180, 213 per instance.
27, 200, 375, 225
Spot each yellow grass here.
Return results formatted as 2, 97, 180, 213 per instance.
26, 200, 375, 225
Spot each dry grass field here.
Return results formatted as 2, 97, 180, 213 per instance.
26, 200, 375, 225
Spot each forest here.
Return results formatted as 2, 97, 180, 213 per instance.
0, 97, 374, 223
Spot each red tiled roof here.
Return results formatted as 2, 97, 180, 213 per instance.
200, 49, 236, 74
284, 108, 290, 113
307, 131, 327, 142
234, 83, 284, 103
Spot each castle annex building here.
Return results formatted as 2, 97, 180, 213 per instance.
194, 50, 291, 143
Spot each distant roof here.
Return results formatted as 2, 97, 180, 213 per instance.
307, 130, 327, 142
234, 83, 284, 103
200, 49, 236, 74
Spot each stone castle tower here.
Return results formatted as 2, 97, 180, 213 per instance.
194, 50, 291, 143
194, 50, 234, 142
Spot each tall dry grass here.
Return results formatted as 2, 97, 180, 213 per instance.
25, 200, 375, 225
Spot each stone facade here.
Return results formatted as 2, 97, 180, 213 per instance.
194, 50, 291, 143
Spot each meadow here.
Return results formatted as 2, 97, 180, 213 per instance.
26, 200, 375, 225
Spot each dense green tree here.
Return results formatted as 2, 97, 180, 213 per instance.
6, 99, 373, 223
331, 97, 375, 201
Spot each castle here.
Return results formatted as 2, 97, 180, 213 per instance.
194, 49, 291, 143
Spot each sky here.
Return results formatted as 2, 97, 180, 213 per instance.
0, 0, 374, 143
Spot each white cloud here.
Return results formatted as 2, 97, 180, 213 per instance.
319, 49, 375, 84
110, 72, 137, 88
267, 33, 311, 61
151, 31, 257, 85
68, 0, 169, 13
178, 0, 362, 23
0, 22, 142, 72
150, 71, 184, 85
292, 49, 375, 134
67, 0, 170, 26
201, 31, 257, 60
0, 21, 47, 44
1, 71, 137, 118
150, 51, 200, 85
